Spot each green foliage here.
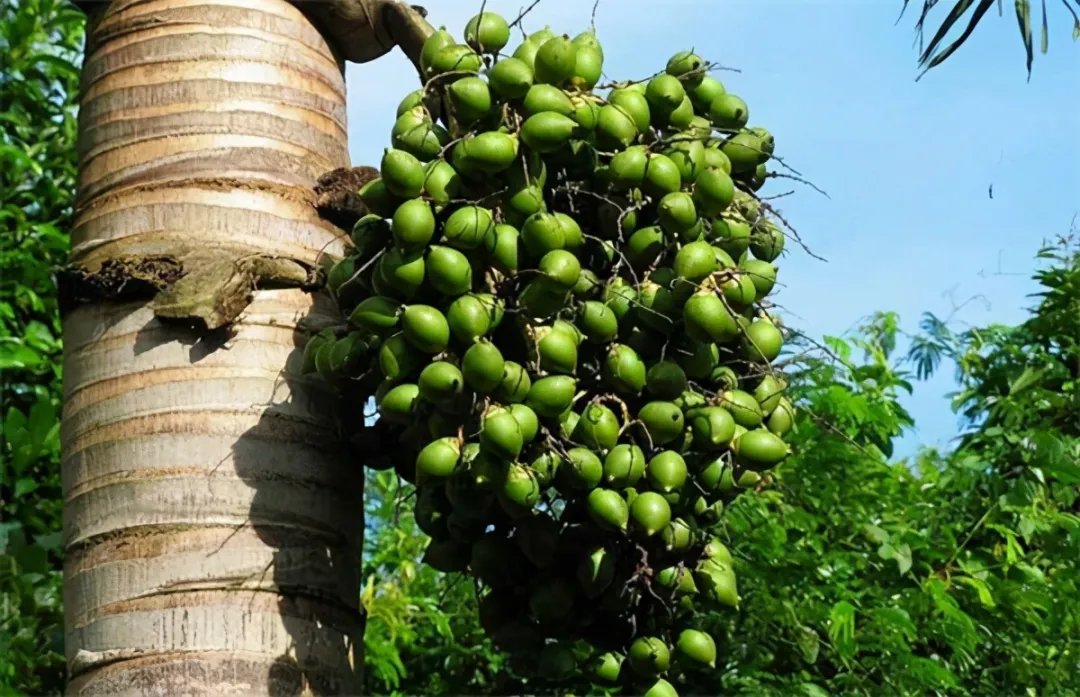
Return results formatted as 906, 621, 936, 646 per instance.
901, 0, 1080, 78
358, 245, 1080, 695
361, 470, 524, 696
0, 0, 83, 692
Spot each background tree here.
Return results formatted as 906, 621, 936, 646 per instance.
1, 0, 82, 691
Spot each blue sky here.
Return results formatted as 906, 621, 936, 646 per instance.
345, 1, 1079, 458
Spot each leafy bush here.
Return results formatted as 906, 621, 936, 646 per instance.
0, 0, 83, 692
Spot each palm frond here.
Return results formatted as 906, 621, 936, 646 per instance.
899, 0, 1079, 78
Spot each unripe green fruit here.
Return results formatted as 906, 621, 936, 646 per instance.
578, 300, 619, 343
496, 360, 531, 403
538, 249, 581, 290
629, 491, 672, 536
576, 545, 616, 598
741, 318, 783, 363
523, 84, 574, 117
508, 403, 539, 443
608, 88, 652, 132
586, 489, 629, 532
426, 245, 472, 296
643, 153, 682, 196
418, 361, 464, 403
447, 76, 492, 124
665, 139, 706, 183
720, 389, 764, 428
401, 304, 450, 353
603, 278, 637, 320
447, 294, 491, 343
603, 444, 646, 488
443, 205, 496, 250
609, 145, 649, 188
767, 397, 795, 436
428, 44, 483, 77
491, 224, 520, 274
586, 651, 624, 684
357, 177, 401, 218
389, 198, 435, 251
712, 215, 751, 258
675, 628, 717, 668
710, 93, 749, 130
603, 344, 647, 395
516, 512, 558, 565
455, 131, 519, 174
635, 281, 679, 335
415, 436, 462, 480
377, 248, 425, 299
521, 111, 578, 153
395, 88, 425, 117
349, 296, 400, 334
488, 56, 534, 98
695, 166, 736, 216
673, 240, 718, 282
378, 332, 422, 380
658, 192, 698, 235
647, 450, 688, 492
422, 159, 460, 206
526, 375, 577, 417
464, 11, 510, 53
573, 402, 620, 451
734, 428, 789, 469
571, 44, 603, 89
381, 148, 425, 198
646, 361, 688, 400
691, 75, 726, 110
379, 382, 420, 423
512, 37, 542, 68
626, 226, 667, 271
722, 131, 771, 173
558, 447, 603, 493
529, 577, 575, 625
665, 96, 695, 129
480, 410, 524, 461
534, 325, 578, 374
696, 556, 739, 607
521, 212, 566, 258
666, 50, 706, 85
462, 341, 505, 393
537, 643, 577, 680
628, 636, 671, 676
679, 341, 720, 380
753, 373, 786, 415
690, 406, 736, 450
501, 463, 541, 510
683, 290, 739, 344
423, 538, 469, 573
662, 517, 694, 552
645, 73, 686, 116
596, 104, 639, 149
750, 220, 785, 261
419, 27, 454, 71
533, 35, 577, 84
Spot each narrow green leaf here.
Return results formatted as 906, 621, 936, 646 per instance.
919, 0, 998, 76
1015, 0, 1035, 76
918, 0, 980, 65
827, 601, 857, 659
1041, 0, 1050, 51
1008, 366, 1044, 394
955, 575, 996, 607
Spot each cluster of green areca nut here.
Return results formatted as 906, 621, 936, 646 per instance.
306, 11, 796, 696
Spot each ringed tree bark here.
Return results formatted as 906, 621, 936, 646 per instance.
60, 1, 430, 694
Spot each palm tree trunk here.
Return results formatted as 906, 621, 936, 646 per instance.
61, 1, 361, 693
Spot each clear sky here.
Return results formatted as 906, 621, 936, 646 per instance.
344, 0, 1080, 458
